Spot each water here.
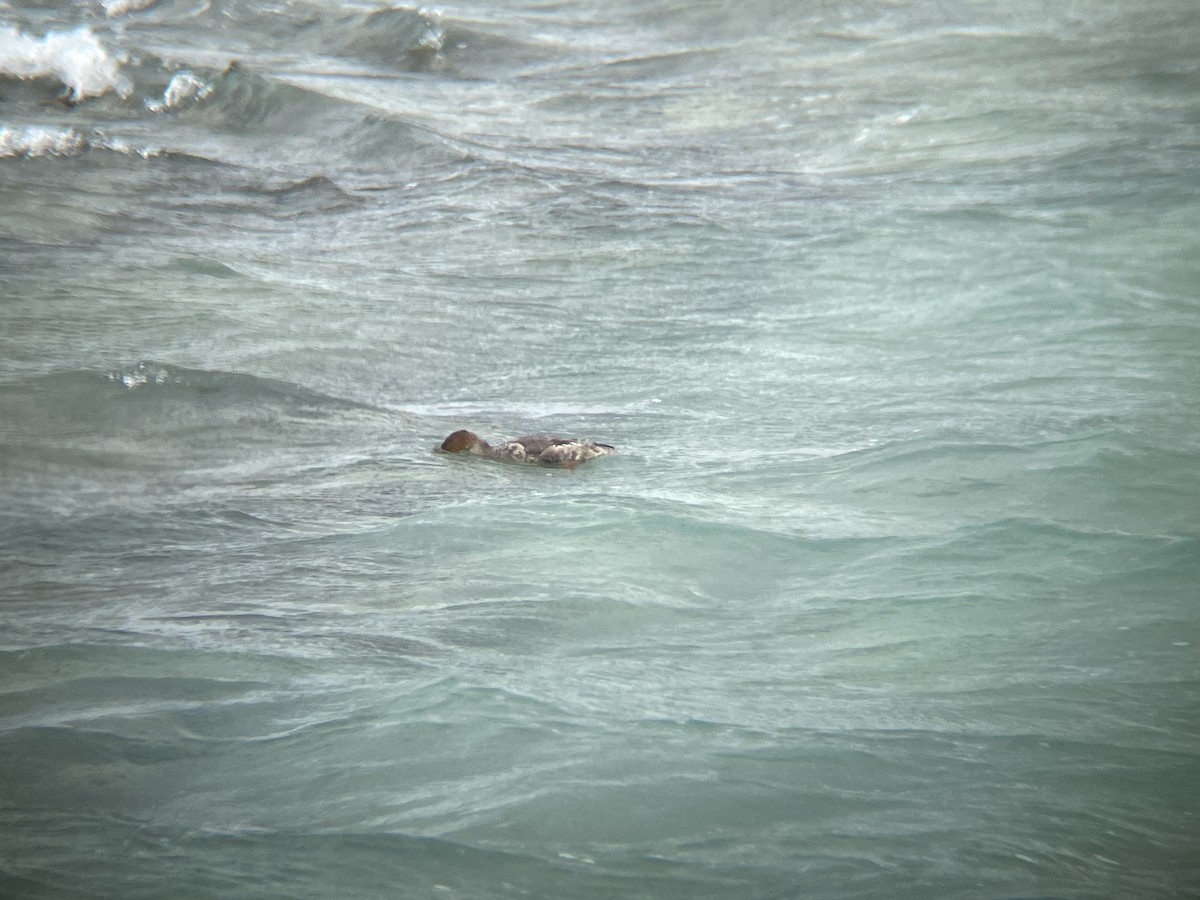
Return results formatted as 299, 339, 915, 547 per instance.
2, 1, 1199, 897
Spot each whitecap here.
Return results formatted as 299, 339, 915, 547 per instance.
146, 70, 213, 112
415, 9, 446, 53
0, 125, 85, 158
0, 124, 169, 159
0, 24, 131, 101
102, 0, 157, 17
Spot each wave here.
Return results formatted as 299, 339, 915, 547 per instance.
100, 0, 157, 17
0, 19, 453, 172
0, 361, 386, 463
0, 8, 438, 109
0, 360, 374, 414
0, 124, 86, 158
301, 5, 448, 71
144, 68, 212, 112
0, 123, 200, 160
0, 811, 615, 900
86, 361, 383, 431
0, 1, 521, 105
170, 61, 332, 131
0, 23, 130, 102
0, 7, 618, 191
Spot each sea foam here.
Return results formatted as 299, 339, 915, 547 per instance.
0, 124, 165, 159
146, 71, 213, 112
101, 0, 157, 17
0, 24, 130, 101
0, 124, 85, 158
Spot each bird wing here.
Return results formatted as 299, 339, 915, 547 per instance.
512, 435, 570, 456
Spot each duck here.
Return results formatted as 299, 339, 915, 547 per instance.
439, 430, 616, 469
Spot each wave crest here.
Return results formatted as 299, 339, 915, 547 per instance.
0, 123, 178, 160
0, 24, 130, 101
0, 124, 86, 158
145, 70, 213, 112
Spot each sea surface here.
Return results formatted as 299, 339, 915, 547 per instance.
2, 1, 1199, 897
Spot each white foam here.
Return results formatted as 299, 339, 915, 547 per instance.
146, 70, 213, 112
102, 0, 157, 17
107, 362, 171, 390
415, 8, 446, 53
0, 24, 131, 101
0, 124, 85, 158
0, 124, 168, 159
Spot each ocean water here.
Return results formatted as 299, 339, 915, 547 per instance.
2, 0, 1199, 897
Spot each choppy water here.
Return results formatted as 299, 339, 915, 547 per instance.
2, 1, 1199, 897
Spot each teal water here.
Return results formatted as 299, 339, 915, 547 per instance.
2, 1, 1199, 897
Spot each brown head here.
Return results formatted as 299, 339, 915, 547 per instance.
440, 430, 482, 453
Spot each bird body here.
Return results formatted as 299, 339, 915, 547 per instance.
439, 430, 615, 468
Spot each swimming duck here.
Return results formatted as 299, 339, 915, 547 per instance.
439, 430, 616, 468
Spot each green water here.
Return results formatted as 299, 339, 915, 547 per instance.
2, 0, 1199, 896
